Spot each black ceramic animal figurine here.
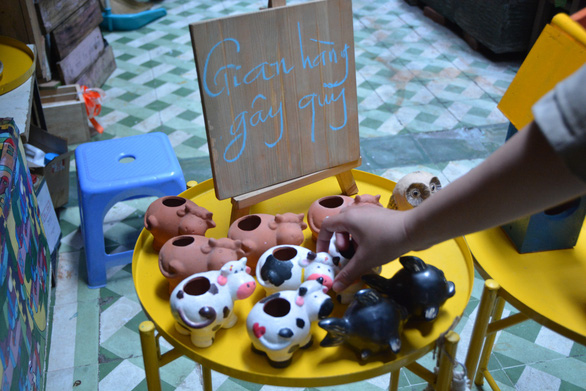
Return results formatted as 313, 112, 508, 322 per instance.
318, 288, 408, 361
362, 255, 455, 322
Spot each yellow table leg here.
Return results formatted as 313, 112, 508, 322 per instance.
474, 296, 506, 386
139, 321, 162, 391
202, 366, 213, 391
435, 331, 460, 391
464, 279, 500, 381
389, 369, 400, 391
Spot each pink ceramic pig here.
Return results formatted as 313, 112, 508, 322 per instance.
144, 196, 216, 251
159, 236, 246, 293
227, 213, 307, 273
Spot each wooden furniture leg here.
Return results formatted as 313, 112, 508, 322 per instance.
139, 321, 163, 391
139, 321, 191, 391
202, 366, 212, 391
389, 369, 400, 391
464, 279, 500, 380
474, 295, 506, 387
435, 331, 459, 391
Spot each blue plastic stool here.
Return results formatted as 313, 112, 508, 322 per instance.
75, 132, 186, 288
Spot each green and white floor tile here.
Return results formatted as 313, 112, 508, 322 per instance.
46, 0, 586, 390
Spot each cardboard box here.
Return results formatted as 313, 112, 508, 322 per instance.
27, 125, 73, 208
40, 84, 91, 144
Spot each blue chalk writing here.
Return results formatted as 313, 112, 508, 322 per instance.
223, 94, 285, 162
299, 88, 348, 142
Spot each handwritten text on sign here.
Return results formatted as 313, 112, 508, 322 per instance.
201, 22, 351, 163
191, 0, 359, 199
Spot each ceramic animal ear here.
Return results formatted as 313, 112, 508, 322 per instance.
399, 256, 427, 272
388, 337, 401, 354
298, 286, 308, 296
362, 274, 391, 293
354, 289, 381, 306
176, 205, 188, 217
307, 252, 317, 260
318, 318, 348, 347
447, 281, 456, 298
145, 215, 157, 229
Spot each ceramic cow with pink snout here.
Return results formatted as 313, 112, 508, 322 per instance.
256, 245, 337, 295
170, 257, 256, 348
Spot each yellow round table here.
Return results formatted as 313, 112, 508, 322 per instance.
464, 224, 586, 389
133, 170, 474, 390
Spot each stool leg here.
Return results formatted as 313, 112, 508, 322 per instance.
139, 321, 162, 391
79, 198, 108, 288
464, 279, 500, 381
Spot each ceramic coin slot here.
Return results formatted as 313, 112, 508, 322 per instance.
263, 297, 291, 317
183, 277, 211, 296
272, 246, 298, 261
172, 236, 195, 247
319, 196, 345, 209
162, 196, 187, 208
237, 215, 262, 231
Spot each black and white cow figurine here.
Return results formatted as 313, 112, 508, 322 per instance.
246, 279, 334, 367
170, 258, 256, 348
256, 245, 336, 295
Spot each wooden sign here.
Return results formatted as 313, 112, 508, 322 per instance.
190, 0, 360, 201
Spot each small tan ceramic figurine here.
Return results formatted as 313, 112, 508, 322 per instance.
388, 171, 442, 210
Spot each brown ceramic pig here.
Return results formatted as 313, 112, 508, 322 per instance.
158, 235, 246, 293
227, 213, 307, 273
144, 196, 216, 251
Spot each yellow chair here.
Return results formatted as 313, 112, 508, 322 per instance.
464, 9, 586, 390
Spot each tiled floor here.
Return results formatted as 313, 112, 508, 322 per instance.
46, 0, 586, 390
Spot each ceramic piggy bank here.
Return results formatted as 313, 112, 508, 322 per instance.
145, 196, 216, 251
228, 213, 307, 273
307, 194, 382, 240
159, 236, 246, 293
327, 234, 382, 304
170, 258, 256, 348
362, 255, 455, 321
247, 279, 334, 367
319, 289, 407, 361
256, 245, 336, 295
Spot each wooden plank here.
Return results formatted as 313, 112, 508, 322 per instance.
0, 0, 52, 80
49, 0, 103, 60
74, 43, 116, 88
57, 27, 105, 84
190, 0, 360, 200
35, 0, 88, 34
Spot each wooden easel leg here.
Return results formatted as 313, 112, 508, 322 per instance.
464, 279, 500, 382
139, 321, 162, 391
435, 331, 460, 391
230, 200, 250, 225
336, 170, 359, 196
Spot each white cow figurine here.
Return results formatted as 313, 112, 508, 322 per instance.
170, 257, 256, 348
256, 245, 336, 295
246, 279, 334, 367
